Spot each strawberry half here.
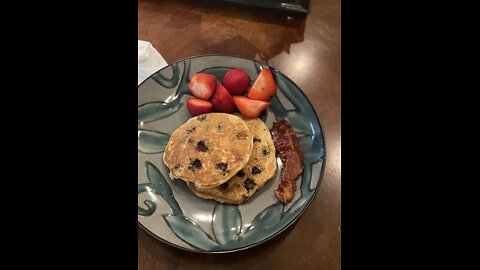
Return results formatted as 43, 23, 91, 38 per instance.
232, 96, 270, 119
247, 68, 276, 101
188, 73, 217, 100
186, 98, 213, 117
222, 68, 250, 95
211, 83, 236, 113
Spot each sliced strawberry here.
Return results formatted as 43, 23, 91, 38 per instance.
232, 96, 270, 119
211, 83, 236, 113
186, 98, 213, 117
222, 68, 250, 95
188, 73, 217, 100
247, 68, 276, 101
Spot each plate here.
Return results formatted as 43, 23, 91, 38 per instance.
138, 55, 326, 253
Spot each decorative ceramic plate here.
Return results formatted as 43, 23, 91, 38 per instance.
138, 55, 326, 253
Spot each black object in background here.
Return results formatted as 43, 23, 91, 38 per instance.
219, 0, 310, 15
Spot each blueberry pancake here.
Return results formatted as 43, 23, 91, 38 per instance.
163, 113, 253, 188
188, 116, 277, 204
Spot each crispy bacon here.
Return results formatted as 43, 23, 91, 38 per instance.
270, 120, 304, 204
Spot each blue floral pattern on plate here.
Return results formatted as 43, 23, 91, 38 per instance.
138, 55, 326, 253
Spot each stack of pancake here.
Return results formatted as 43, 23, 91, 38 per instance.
163, 113, 277, 204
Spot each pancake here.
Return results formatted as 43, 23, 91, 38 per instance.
163, 113, 253, 188
188, 116, 277, 204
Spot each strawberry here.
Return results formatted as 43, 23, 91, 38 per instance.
211, 83, 236, 113
188, 73, 217, 100
232, 96, 270, 119
247, 68, 276, 101
221, 68, 250, 95
186, 98, 213, 117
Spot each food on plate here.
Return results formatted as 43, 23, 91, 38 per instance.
163, 113, 253, 188
211, 83, 237, 113
270, 119, 304, 204
222, 68, 250, 95
188, 115, 277, 204
171, 66, 304, 205
247, 68, 276, 101
186, 98, 213, 116
232, 96, 270, 119
187, 67, 275, 118
188, 73, 217, 100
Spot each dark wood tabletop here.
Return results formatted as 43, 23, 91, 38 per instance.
138, 0, 340, 268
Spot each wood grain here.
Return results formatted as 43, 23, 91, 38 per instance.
138, 0, 340, 268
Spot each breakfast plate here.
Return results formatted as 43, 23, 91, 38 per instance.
138, 54, 326, 253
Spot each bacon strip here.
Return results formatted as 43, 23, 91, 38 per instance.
270, 120, 304, 204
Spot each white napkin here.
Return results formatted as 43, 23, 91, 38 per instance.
138, 40, 168, 85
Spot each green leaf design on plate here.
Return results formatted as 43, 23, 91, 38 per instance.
298, 135, 323, 166
137, 184, 156, 216
138, 59, 192, 124
138, 130, 170, 154
138, 161, 182, 216
145, 161, 182, 216
212, 203, 242, 245
138, 101, 183, 124
283, 189, 312, 219
151, 63, 179, 88
243, 202, 284, 239
163, 214, 221, 251
269, 96, 289, 118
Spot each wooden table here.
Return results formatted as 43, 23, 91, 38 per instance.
138, 0, 340, 268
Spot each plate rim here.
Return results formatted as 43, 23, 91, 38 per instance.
137, 53, 328, 253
